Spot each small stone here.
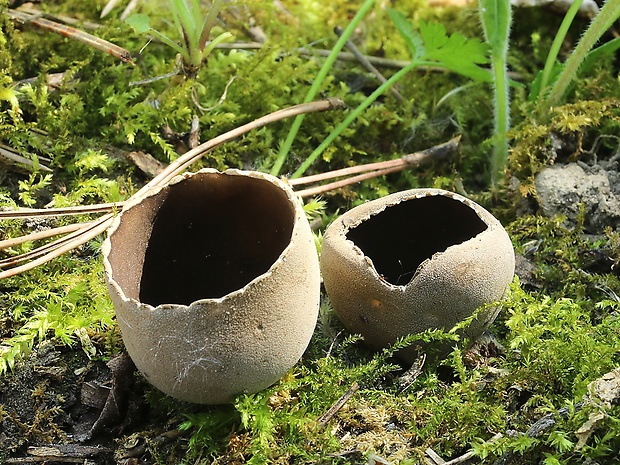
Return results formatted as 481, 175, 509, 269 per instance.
535, 163, 620, 233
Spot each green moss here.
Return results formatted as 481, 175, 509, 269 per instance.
3, 1, 620, 463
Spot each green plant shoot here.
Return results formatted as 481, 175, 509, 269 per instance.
270, 0, 376, 177
478, 0, 512, 185
538, 0, 583, 96
126, 0, 232, 76
544, 0, 620, 108
290, 9, 491, 179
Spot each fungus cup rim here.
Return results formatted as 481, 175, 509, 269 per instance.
102, 168, 303, 311
331, 188, 504, 290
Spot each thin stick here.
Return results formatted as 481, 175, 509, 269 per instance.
425, 448, 447, 465
334, 26, 404, 102
0, 203, 124, 220
142, 98, 346, 193
442, 433, 503, 465
0, 222, 93, 251
0, 99, 344, 279
0, 216, 111, 279
297, 167, 400, 198
100, 0, 121, 18
18, 5, 103, 30
290, 137, 460, 187
0, 220, 103, 267
295, 137, 459, 197
0, 146, 52, 173
317, 382, 360, 428
7, 9, 134, 64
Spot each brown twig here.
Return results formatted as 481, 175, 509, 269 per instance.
290, 137, 459, 187
0, 99, 345, 279
295, 48, 523, 81
334, 26, 404, 102
0, 203, 123, 220
17, 5, 104, 30
296, 167, 399, 198
7, 9, 134, 64
293, 137, 460, 197
0, 222, 94, 251
0, 217, 111, 278
141, 98, 346, 192
317, 382, 360, 428
0, 145, 52, 173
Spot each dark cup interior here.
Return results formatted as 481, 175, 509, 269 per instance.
108, 172, 295, 306
346, 195, 487, 285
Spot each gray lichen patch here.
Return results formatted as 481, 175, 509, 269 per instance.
535, 162, 620, 233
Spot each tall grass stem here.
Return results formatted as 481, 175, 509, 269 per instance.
270, 0, 376, 177
539, 0, 583, 94
478, 0, 512, 185
546, 0, 620, 107
291, 61, 419, 179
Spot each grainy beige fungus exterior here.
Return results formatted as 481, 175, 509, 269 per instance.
320, 188, 515, 363
102, 169, 321, 404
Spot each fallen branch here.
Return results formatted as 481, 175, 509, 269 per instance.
7, 8, 134, 64
0, 222, 94, 251
317, 382, 360, 428
0, 99, 345, 279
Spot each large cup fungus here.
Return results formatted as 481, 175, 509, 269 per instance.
102, 169, 320, 404
320, 188, 515, 362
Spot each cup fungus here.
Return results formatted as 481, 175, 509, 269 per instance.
320, 188, 515, 362
102, 169, 320, 404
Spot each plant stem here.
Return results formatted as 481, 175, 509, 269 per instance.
490, 53, 510, 184
270, 0, 376, 177
539, 0, 583, 94
291, 61, 418, 179
478, 0, 512, 185
545, 0, 620, 107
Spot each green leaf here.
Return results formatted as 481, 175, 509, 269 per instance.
542, 453, 562, 465
548, 430, 574, 453
170, 0, 200, 48
419, 21, 449, 55
419, 21, 491, 82
125, 14, 151, 34
581, 36, 620, 75
529, 63, 562, 101
387, 8, 424, 61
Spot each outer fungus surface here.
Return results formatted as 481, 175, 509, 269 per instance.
103, 169, 321, 404
321, 189, 515, 362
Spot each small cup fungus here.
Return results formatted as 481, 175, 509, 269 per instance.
320, 188, 515, 362
102, 169, 320, 404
